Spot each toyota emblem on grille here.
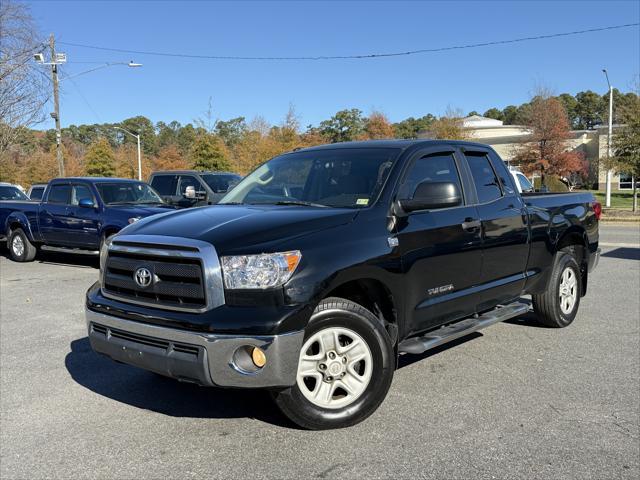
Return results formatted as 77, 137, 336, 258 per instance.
134, 267, 153, 288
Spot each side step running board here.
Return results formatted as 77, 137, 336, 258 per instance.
398, 301, 530, 355
41, 245, 99, 255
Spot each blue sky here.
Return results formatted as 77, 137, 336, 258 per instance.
28, 0, 640, 129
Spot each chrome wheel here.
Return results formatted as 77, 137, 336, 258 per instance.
559, 267, 578, 315
12, 235, 24, 257
296, 327, 373, 409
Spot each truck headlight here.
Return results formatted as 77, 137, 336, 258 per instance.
221, 251, 301, 290
99, 236, 112, 279
128, 217, 141, 224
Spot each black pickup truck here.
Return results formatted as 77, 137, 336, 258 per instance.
86, 140, 600, 429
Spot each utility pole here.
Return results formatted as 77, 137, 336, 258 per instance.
49, 34, 64, 177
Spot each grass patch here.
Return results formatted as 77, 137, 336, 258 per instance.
589, 190, 637, 209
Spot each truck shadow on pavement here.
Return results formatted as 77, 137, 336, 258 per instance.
65, 337, 294, 428
602, 247, 640, 261
0, 248, 99, 268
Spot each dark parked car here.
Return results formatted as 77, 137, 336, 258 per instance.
27, 183, 47, 201
1, 177, 174, 261
87, 140, 600, 429
148, 170, 242, 208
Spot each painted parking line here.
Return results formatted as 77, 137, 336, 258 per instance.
600, 242, 640, 248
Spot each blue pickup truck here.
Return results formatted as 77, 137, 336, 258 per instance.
0, 177, 173, 262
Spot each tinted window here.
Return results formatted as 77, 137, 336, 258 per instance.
178, 176, 202, 195
399, 153, 462, 200
29, 187, 45, 200
202, 174, 242, 193
96, 182, 163, 205
516, 173, 533, 192
220, 148, 400, 208
47, 184, 71, 204
150, 175, 178, 195
71, 184, 94, 205
465, 153, 503, 203
0, 186, 28, 201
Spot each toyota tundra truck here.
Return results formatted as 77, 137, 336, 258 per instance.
86, 140, 600, 430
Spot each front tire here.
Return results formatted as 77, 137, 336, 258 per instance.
532, 252, 581, 328
8, 228, 37, 262
272, 297, 395, 430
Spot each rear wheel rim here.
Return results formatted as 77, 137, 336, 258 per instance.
559, 267, 578, 314
12, 235, 24, 257
296, 326, 373, 410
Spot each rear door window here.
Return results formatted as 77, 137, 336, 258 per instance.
465, 152, 503, 203
47, 184, 71, 204
150, 175, 178, 196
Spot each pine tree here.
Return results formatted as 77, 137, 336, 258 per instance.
85, 138, 116, 177
190, 134, 231, 171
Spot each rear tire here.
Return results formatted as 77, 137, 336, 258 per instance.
271, 297, 395, 430
532, 252, 581, 328
8, 228, 37, 262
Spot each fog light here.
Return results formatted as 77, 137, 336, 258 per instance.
251, 347, 266, 367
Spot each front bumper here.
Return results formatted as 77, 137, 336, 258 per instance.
86, 308, 304, 388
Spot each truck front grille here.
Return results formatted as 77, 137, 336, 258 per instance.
100, 235, 225, 312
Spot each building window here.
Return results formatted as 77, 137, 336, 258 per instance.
619, 173, 634, 190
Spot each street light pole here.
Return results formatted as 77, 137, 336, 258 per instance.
114, 127, 142, 180
34, 45, 143, 178
602, 69, 613, 208
49, 34, 64, 177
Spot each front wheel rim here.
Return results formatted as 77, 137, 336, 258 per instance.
12, 235, 25, 257
296, 326, 373, 410
559, 267, 578, 314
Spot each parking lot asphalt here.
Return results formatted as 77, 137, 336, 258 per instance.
1, 224, 638, 479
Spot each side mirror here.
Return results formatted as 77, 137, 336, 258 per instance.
398, 181, 462, 213
195, 190, 207, 200
78, 198, 95, 208
184, 186, 196, 199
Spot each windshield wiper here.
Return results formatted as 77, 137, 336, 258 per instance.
274, 200, 328, 208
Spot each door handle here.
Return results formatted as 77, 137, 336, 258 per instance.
461, 218, 481, 231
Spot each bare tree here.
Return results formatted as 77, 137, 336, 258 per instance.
0, 0, 48, 153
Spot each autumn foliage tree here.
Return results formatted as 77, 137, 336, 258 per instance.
362, 111, 394, 139
154, 144, 189, 171
613, 98, 640, 211
513, 95, 587, 188
190, 134, 231, 171
85, 138, 115, 177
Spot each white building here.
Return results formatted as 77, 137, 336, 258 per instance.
419, 115, 632, 190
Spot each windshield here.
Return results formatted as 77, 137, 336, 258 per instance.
0, 186, 28, 201
202, 174, 242, 193
96, 182, 164, 205
220, 148, 400, 208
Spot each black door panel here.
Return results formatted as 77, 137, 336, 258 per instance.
397, 206, 483, 335
395, 149, 483, 336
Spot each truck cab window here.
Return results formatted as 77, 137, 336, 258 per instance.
47, 184, 71, 204
178, 176, 201, 195
71, 185, 94, 205
150, 175, 178, 196
465, 152, 503, 203
398, 153, 462, 201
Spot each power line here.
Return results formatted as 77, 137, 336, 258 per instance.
58, 23, 639, 61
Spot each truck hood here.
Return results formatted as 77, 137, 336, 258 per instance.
121, 205, 358, 252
